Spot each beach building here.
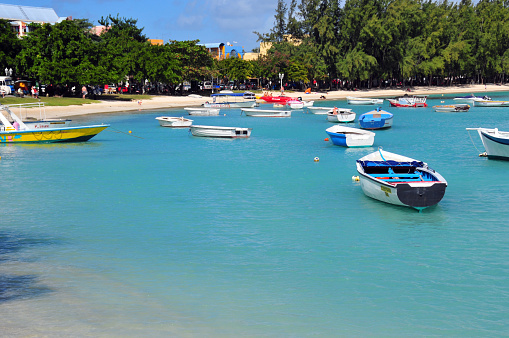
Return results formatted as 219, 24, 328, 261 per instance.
200, 42, 246, 60
0, 3, 68, 37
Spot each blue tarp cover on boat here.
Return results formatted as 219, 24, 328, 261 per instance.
357, 160, 424, 167
211, 93, 245, 97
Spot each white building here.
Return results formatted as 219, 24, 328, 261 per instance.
0, 3, 68, 37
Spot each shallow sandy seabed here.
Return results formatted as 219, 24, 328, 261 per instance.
34, 83, 509, 119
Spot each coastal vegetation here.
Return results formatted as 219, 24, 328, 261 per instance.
1, 0, 509, 94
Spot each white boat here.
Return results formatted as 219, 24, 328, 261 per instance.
301, 100, 314, 107
454, 94, 491, 103
307, 107, 332, 115
432, 104, 470, 112
327, 108, 356, 123
325, 125, 375, 147
155, 116, 193, 127
356, 149, 448, 211
466, 127, 509, 160
203, 92, 257, 108
190, 125, 252, 138
287, 100, 305, 109
184, 107, 220, 116
474, 100, 509, 107
241, 108, 291, 117
347, 96, 384, 105
388, 95, 427, 107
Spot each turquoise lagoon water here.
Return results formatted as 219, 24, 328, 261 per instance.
1, 93, 509, 336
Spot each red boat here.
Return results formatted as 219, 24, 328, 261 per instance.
260, 94, 294, 104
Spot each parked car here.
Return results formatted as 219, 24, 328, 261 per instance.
203, 81, 212, 90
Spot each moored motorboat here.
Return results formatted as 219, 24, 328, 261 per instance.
454, 94, 491, 103
358, 108, 393, 129
325, 125, 375, 147
6, 102, 72, 129
388, 95, 427, 107
241, 108, 291, 117
346, 96, 384, 105
189, 125, 252, 138
203, 92, 257, 108
474, 100, 509, 107
184, 107, 220, 116
356, 149, 447, 210
156, 116, 193, 127
433, 104, 470, 112
286, 100, 305, 109
0, 104, 108, 143
259, 94, 293, 104
327, 108, 356, 123
466, 127, 509, 160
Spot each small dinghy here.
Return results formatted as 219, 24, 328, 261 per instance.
358, 108, 393, 129
356, 149, 447, 211
325, 125, 375, 147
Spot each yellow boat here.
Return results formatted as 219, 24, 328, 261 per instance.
0, 104, 109, 143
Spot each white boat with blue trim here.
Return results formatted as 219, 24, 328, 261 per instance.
325, 125, 375, 147
466, 127, 509, 160
358, 108, 393, 129
356, 149, 447, 211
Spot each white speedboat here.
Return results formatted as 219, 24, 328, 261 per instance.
287, 100, 305, 109
325, 125, 375, 147
184, 107, 220, 116
474, 100, 509, 107
356, 149, 448, 211
466, 127, 509, 160
241, 108, 291, 117
347, 96, 384, 105
156, 116, 193, 127
454, 94, 491, 103
327, 108, 356, 123
189, 125, 252, 138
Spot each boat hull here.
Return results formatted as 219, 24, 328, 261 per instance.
307, 107, 331, 115
156, 116, 193, 127
0, 125, 109, 143
241, 109, 291, 117
325, 126, 374, 147
184, 108, 220, 115
359, 111, 393, 129
477, 129, 509, 160
190, 125, 251, 138
474, 100, 509, 107
327, 112, 356, 123
346, 97, 384, 105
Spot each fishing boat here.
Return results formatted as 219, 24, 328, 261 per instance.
189, 125, 252, 138
0, 104, 108, 143
156, 116, 193, 127
432, 104, 470, 112
388, 95, 427, 107
358, 108, 393, 129
356, 149, 447, 210
307, 107, 332, 115
454, 94, 492, 103
474, 100, 509, 107
325, 125, 375, 147
327, 108, 356, 123
241, 108, 291, 117
346, 96, 384, 105
466, 127, 509, 160
184, 107, 220, 116
203, 92, 257, 108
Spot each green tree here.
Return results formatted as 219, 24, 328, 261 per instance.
0, 19, 21, 74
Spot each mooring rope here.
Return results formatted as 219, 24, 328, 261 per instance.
108, 126, 144, 139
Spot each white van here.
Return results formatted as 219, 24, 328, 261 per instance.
0, 76, 13, 95
203, 81, 212, 90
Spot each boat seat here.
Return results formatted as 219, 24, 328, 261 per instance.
371, 173, 423, 181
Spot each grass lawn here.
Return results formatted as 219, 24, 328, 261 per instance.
0, 94, 153, 107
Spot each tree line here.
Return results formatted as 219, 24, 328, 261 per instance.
2, 0, 509, 94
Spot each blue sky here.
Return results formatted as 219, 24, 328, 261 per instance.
12, 0, 279, 51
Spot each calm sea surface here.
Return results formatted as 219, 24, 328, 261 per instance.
1, 92, 509, 337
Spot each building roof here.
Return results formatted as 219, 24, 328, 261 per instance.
0, 3, 65, 23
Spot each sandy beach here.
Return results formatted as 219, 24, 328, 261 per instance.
38, 83, 509, 119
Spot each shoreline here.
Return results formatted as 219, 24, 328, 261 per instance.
35, 83, 509, 119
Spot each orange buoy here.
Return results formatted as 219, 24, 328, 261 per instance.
324, 138, 329, 141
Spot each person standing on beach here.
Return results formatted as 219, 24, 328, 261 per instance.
82, 85, 87, 99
